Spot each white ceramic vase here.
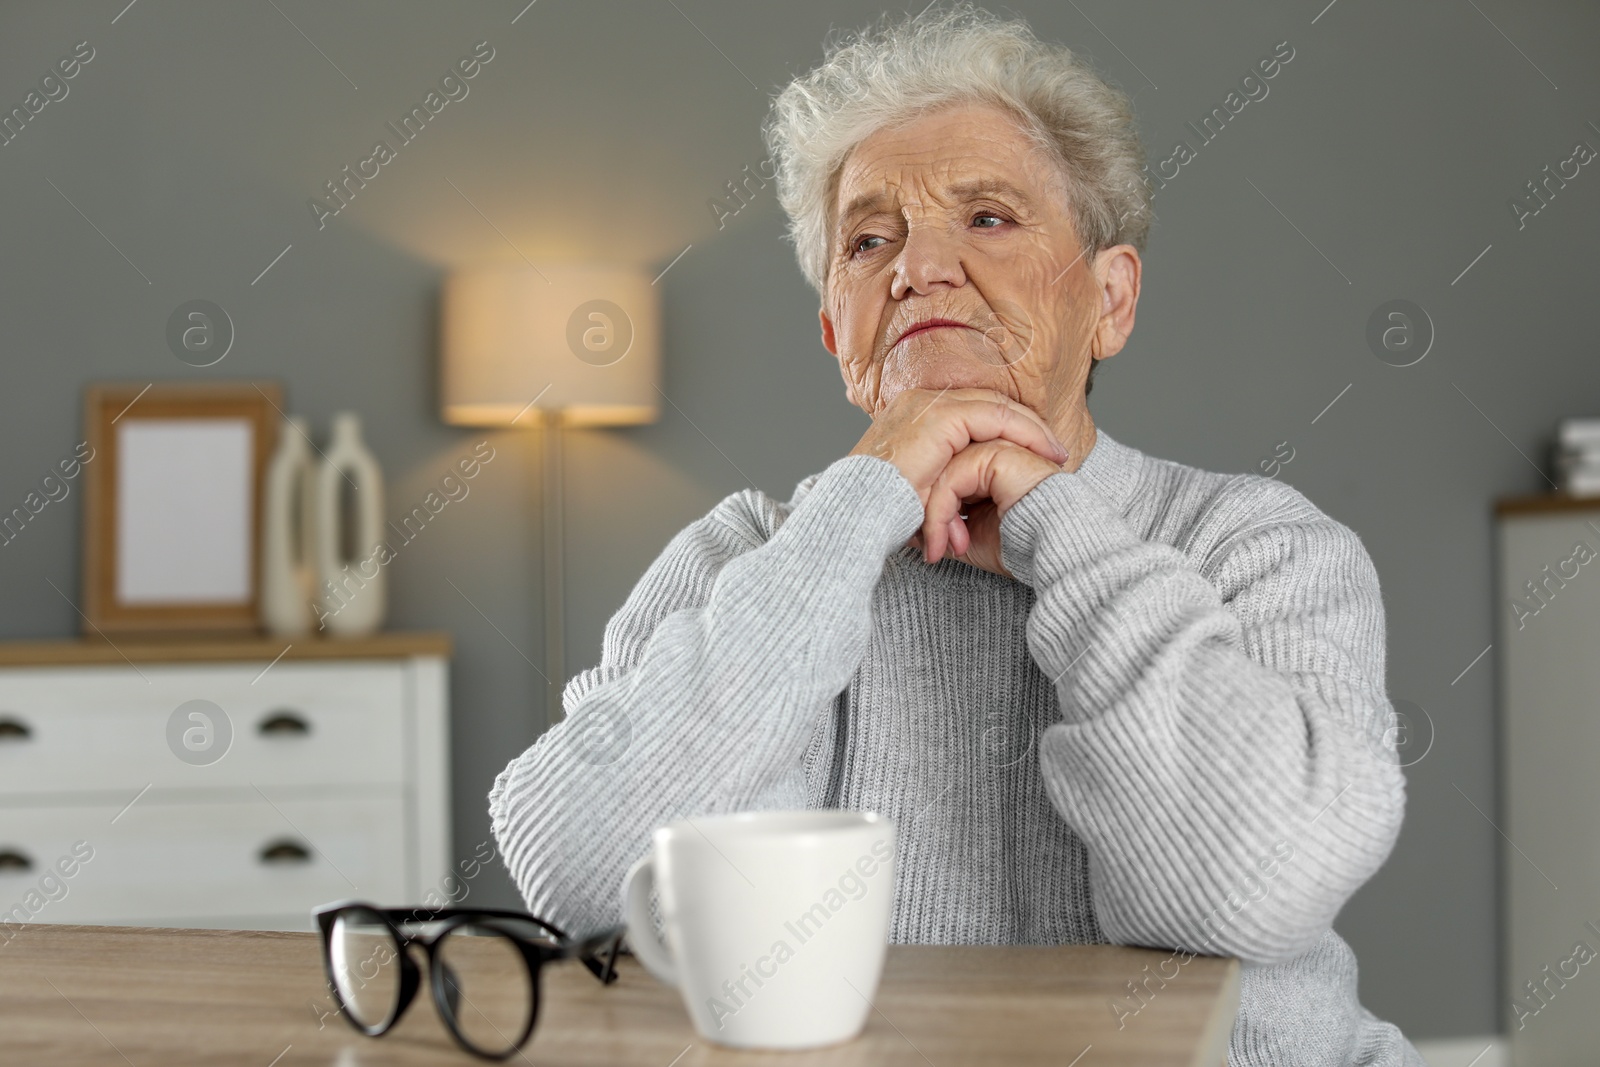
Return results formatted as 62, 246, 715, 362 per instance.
259, 417, 317, 636
313, 412, 386, 636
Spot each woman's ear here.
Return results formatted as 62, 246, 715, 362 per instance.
818, 307, 839, 357
820, 306, 868, 409
1090, 244, 1141, 360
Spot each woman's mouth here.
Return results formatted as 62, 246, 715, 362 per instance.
893, 319, 973, 347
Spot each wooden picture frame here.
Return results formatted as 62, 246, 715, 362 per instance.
82, 382, 281, 635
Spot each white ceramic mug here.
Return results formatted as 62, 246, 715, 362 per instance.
621, 810, 896, 1049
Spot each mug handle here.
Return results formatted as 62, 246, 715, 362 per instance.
621, 855, 678, 987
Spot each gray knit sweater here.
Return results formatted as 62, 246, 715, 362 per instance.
489, 426, 1423, 1065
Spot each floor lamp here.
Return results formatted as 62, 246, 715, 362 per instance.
440, 265, 660, 722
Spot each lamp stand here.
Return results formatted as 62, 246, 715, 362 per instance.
541, 409, 565, 722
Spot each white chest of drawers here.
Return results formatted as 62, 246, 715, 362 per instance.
0, 633, 450, 933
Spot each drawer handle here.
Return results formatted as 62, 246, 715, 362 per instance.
258, 711, 311, 737
258, 839, 312, 865
0, 849, 33, 872
0, 718, 31, 741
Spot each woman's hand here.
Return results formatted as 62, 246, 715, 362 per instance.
848, 387, 1067, 573
918, 438, 1062, 575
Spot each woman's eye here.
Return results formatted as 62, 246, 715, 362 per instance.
972, 213, 1007, 229
853, 234, 887, 255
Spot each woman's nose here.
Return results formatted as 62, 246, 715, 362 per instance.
891, 224, 968, 299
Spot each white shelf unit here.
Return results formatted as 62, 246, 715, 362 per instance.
0, 634, 450, 933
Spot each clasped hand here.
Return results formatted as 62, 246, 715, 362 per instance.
848, 388, 1069, 577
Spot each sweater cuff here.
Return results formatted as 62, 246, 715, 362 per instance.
1000, 471, 1138, 587
795, 453, 924, 559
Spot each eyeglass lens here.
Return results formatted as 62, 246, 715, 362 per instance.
435, 923, 536, 1056
329, 907, 404, 1029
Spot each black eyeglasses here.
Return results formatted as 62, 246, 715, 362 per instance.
313, 901, 624, 1061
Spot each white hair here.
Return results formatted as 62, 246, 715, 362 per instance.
762, 2, 1152, 298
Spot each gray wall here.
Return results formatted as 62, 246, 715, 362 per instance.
2, 0, 1596, 1042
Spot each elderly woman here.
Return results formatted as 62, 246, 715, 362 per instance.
490, 6, 1419, 1064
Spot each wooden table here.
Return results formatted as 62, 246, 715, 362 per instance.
0, 925, 1239, 1066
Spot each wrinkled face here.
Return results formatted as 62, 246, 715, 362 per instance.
819, 102, 1114, 425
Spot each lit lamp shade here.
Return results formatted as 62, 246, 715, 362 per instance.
440, 265, 660, 428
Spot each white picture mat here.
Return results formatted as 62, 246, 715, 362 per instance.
115, 419, 253, 604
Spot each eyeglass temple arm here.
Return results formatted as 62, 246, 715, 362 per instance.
564, 926, 625, 984
372, 905, 573, 940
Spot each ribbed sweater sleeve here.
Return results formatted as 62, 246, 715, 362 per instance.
998, 470, 1405, 967
487, 454, 923, 934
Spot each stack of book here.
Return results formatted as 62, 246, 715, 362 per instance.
1556, 418, 1600, 497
